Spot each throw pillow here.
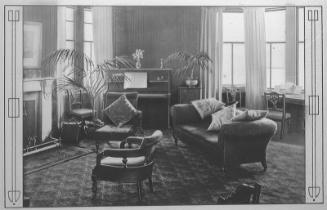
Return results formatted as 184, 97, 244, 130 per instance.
103, 95, 138, 127
191, 98, 225, 119
207, 103, 237, 131
232, 110, 268, 121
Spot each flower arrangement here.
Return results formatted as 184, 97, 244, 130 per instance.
132, 49, 144, 60
132, 49, 144, 69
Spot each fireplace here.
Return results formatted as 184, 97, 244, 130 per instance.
23, 79, 59, 155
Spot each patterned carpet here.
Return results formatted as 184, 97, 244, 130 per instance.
23, 131, 305, 206
24, 145, 92, 175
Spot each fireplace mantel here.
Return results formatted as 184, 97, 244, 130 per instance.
23, 77, 55, 92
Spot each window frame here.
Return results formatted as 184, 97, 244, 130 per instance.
65, 6, 76, 49
296, 7, 305, 88
265, 8, 286, 89
222, 11, 245, 87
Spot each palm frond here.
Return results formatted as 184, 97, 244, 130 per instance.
42, 49, 95, 73
164, 50, 212, 80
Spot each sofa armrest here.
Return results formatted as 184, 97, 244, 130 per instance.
219, 118, 277, 139
170, 104, 202, 127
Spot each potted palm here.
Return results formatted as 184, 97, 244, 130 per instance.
42, 49, 135, 135
164, 51, 212, 88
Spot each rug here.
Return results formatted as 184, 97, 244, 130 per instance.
23, 131, 305, 206
24, 145, 93, 175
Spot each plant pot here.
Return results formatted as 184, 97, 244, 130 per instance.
185, 79, 198, 88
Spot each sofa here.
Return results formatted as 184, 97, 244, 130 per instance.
170, 104, 277, 171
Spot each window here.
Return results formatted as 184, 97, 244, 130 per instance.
65, 7, 75, 49
265, 9, 286, 89
83, 8, 95, 62
64, 7, 75, 77
297, 7, 304, 88
222, 12, 246, 86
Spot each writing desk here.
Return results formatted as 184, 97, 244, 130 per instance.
285, 93, 305, 106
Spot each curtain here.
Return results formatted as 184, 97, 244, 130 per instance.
92, 6, 114, 119
200, 7, 223, 100
56, 7, 67, 128
244, 7, 266, 109
285, 7, 297, 84
92, 7, 114, 64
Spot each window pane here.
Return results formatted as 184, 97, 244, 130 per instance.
65, 7, 74, 21
233, 44, 245, 85
66, 41, 74, 49
223, 13, 244, 42
298, 42, 304, 88
84, 42, 91, 58
265, 10, 286, 42
222, 44, 232, 85
66, 22, 74, 40
84, 24, 93, 41
266, 44, 271, 88
271, 43, 285, 87
84, 10, 93, 23
298, 8, 304, 42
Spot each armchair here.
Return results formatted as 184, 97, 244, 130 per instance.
94, 92, 143, 141
92, 130, 163, 201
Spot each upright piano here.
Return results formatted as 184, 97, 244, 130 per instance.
107, 68, 172, 129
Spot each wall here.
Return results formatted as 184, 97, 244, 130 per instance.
113, 6, 202, 105
23, 6, 57, 78
23, 6, 58, 142
113, 6, 201, 67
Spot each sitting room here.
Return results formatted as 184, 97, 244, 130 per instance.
2, 0, 325, 207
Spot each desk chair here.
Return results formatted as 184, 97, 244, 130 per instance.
224, 87, 244, 108
264, 91, 291, 139
66, 89, 94, 138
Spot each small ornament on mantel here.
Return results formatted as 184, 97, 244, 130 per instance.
160, 58, 164, 69
132, 49, 144, 69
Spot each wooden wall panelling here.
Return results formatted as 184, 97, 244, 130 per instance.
113, 6, 201, 104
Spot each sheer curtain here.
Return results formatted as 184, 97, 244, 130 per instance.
285, 7, 297, 84
56, 7, 67, 128
244, 7, 266, 109
200, 7, 224, 100
92, 6, 114, 119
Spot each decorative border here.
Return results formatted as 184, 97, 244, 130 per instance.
305, 6, 324, 203
4, 6, 23, 207
1, 3, 325, 208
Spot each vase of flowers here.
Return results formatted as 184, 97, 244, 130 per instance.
132, 49, 144, 69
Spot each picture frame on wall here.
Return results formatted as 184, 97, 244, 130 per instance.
23, 21, 42, 68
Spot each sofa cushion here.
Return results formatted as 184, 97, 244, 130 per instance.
177, 122, 219, 144
191, 98, 225, 119
232, 110, 268, 121
207, 103, 237, 131
103, 95, 138, 127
